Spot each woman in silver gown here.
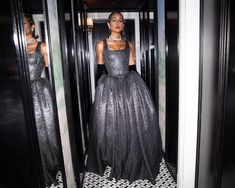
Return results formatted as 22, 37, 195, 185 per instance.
23, 14, 61, 187
86, 11, 162, 184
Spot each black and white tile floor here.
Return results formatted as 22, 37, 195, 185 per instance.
82, 159, 177, 188
46, 171, 64, 188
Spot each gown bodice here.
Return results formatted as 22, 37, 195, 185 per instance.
103, 39, 130, 78
27, 42, 45, 81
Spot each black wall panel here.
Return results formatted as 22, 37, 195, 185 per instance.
0, 1, 40, 187
220, 1, 235, 187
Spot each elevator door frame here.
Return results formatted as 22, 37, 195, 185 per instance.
177, 0, 200, 187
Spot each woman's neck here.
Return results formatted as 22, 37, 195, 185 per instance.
26, 34, 33, 41
110, 32, 121, 38
26, 34, 36, 45
109, 33, 122, 41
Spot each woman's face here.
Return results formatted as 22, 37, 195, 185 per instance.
23, 16, 34, 36
108, 13, 124, 34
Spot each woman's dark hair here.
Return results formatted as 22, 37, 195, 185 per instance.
24, 14, 35, 25
24, 14, 39, 39
107, 11, 125, 24
107, 11, 126, 38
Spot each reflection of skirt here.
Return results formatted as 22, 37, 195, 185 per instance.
31, 78, 60, 186
86, 71, 162, 184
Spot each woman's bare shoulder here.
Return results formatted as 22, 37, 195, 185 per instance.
40, 42, 47, 54
39, 42, 46, 51
96, 40, 104, 50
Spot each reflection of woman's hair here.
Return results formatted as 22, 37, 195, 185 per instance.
107, 11, 126, 39
24, 14, 39, 39
107, 11, 125, 24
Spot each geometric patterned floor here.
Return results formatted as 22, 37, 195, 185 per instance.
46, 171, 64, 188
82, 159, 177, 188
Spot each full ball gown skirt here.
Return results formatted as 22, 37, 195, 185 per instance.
27, 42, 60, 187
86, 40, 162, 184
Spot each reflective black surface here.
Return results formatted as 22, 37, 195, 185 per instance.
165, 15, 179, 169
221, 1, 235, 187
196, 0, 235, 188
0, 1, 41, 187
196, 0, 221, 187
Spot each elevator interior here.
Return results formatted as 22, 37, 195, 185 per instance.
1, 0, 179, 187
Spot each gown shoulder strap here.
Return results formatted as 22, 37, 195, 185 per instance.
35, 42, 42, 53
125, 40, 130, 50
103, 39, 108, 50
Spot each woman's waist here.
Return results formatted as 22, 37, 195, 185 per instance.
30, 77, 49, 82
107, 72, 129, 79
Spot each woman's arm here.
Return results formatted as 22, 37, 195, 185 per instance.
128, 41, 137, 72
95, 41, 106, 84
128, 41, 135, 66
96, 40, 104, 65
40, 43, 49, 67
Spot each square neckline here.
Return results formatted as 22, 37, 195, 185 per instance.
27, 42, 41, 55
104, 39, 128, 52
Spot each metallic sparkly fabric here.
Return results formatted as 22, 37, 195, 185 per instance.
27, 42, 60, 187
86, 40, 162, 184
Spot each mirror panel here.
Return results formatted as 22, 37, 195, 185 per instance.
22, 0, 68, 186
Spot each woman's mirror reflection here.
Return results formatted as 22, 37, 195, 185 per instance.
23, 14, 63, 187
23, 15, 48, 67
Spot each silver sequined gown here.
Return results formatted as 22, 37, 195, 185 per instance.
27, 42, 60, 186
87, 40, 162, 184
